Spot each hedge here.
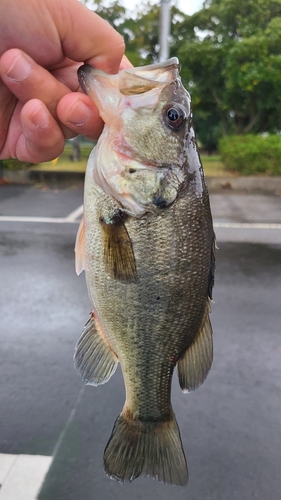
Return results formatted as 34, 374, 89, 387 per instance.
219, 135, 281, 175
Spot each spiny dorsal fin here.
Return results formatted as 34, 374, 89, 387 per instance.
75, 216, 86, 276
74, 312, 118, 386
101, 211, 137, 282
177, 307, 213, 393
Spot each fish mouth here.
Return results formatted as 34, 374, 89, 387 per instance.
77, 66, 88, 93
112, 139, 162, 171
78, 64, 95, 95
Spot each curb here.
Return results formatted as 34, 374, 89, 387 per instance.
1, 169, 85, 187
29, 170, 85, 186
207, 176, 281, 193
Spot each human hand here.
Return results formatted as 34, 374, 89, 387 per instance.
0, 0, 127, 163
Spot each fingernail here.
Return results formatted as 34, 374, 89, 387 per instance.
6, 53, 31, 82
30, 107, 49, 129
67, 101, 92, 126
90, 55, 115, 74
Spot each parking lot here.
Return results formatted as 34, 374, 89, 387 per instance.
0, 184, 281, 500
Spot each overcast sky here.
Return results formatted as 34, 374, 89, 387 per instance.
122, 0, 203, 15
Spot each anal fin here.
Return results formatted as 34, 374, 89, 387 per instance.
177, 306, 213, 392
74, 312, 118, 386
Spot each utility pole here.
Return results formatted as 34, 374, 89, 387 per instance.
159, 0, 171, 62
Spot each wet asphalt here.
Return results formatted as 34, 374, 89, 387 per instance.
0, 184, 281, 500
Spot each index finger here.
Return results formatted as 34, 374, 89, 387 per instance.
51, 0, 125, 74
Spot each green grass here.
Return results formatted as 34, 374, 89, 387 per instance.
32, 144, 93, 173
200, 154, 233, 177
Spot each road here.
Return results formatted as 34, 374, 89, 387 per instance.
0, 185, 281, 500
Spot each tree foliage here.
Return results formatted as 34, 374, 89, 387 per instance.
86, 1, 187, 65
175, 0, 281, 147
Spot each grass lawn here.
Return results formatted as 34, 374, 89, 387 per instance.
200, 154, 234, 177
31, 144, 94, 173
33, 144, 230, 177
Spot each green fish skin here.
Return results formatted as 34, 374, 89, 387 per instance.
74, 58, 216, 487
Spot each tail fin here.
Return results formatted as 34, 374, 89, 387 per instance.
103, 412, 188, 486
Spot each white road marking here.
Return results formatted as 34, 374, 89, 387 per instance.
0, 216, 68, 223
64, 204, 83, 222
1, 210, 281, 231
0, 455, 17, 485
0, 453, 52, 500
0, 205, 84, 224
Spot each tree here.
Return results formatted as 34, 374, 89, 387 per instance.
87, 0, 127, 30
174, 0, 281, 148
86, 1, 281, 148
85, 0, 188, 66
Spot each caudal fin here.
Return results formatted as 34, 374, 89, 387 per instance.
103, 412, 188, 486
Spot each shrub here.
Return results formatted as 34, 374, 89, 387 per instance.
219, 135, 281, 175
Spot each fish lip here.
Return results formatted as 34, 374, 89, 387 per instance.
112, 135, 172, 170
116, 151, 165, 171
77, 58, 180, 95
121, 57, 179, 75
77, 64, 92, 94
112, 143, 162, 170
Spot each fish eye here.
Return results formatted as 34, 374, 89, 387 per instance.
164, 104, 186, 130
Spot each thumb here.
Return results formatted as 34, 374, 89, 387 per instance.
51, 0, 125, 73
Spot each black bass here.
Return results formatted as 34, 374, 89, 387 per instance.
74, 58, 215, 486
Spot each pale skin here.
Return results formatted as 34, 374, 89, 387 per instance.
0, 0, 131, 163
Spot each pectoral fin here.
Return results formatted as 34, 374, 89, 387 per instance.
177, 308, 213, 393
101, 211, 137, 282
74, 312, 118, 386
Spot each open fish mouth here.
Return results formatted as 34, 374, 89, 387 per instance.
78, 57, 180, 93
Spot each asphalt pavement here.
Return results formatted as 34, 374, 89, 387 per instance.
0, 184, 281, 500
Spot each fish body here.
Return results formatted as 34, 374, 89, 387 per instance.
75, 58, 215, 486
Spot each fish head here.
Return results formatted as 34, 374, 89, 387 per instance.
78, 58, 192, 215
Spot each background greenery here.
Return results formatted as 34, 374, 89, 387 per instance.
219, 135, 281, 175
0, 159, 33, 170
88, 0, 281, 153
31, 143, 227, 178
3, 0, 281, 175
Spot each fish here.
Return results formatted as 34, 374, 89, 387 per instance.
74, 57, 216, 487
